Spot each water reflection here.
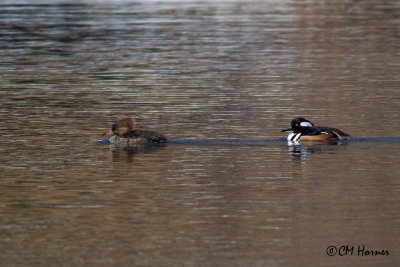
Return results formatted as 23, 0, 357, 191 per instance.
109, 143, 167, 162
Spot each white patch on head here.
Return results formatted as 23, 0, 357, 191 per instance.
300, 121, 313, 127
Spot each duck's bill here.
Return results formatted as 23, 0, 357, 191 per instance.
104, 130, 115, 138
281, 128, 292, 132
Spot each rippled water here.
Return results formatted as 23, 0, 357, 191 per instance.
1, 0, 400, 265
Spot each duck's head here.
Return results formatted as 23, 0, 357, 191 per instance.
106, 117, 135, 137
281, 117, 314, 132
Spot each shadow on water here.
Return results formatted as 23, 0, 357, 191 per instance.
100, 137, 400, 147
98, 136, 400, 164
169, 138, 287, 146
109, 143, 167, 162
100, 137, 400, 160
162, 137, 400, 146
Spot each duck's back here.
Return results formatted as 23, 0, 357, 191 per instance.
302, 126, 350, 140
110, 129, 168, 146
127, 129, 169, 143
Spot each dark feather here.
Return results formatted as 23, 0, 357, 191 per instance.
122, 129, 168, 143
302, 127, 350, 139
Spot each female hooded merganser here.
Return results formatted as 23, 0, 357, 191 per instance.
105, 117, 168, 146
281, 117, 350, 143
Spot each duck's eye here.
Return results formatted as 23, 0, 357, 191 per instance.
295, 123, 299, 127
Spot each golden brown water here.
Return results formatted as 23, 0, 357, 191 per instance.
1, 1, 399, 266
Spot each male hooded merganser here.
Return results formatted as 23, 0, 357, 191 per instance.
281, 117, 350, 143
105, 117, 168, 146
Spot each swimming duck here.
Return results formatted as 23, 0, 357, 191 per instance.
105, 117, 168, 146
281, 117, 350, 143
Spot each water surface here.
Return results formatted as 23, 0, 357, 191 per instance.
1, 0, 399, 266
